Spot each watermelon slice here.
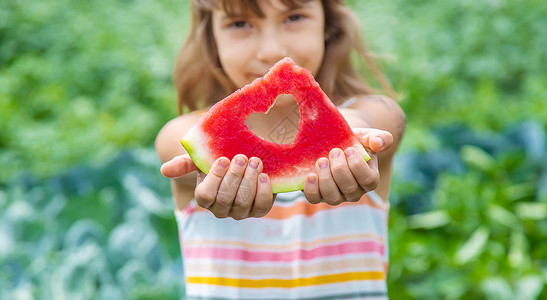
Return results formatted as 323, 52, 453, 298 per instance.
181, 57, 370, 193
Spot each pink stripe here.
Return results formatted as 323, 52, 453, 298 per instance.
183, 240, 385, 262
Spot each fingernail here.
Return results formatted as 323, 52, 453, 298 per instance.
218, 158, 229, 168
376, 137, 384, 149
249, 158, 259, 169
307, 174, 316, 184
236, 156, 246, 166
318, 159, 328, 169
330, 149, 340, 159
259, 173, 268, 183
345, 148, 355, 157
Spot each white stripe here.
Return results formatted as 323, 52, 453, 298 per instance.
185, 280, 387, 299
274, 191, 305, 203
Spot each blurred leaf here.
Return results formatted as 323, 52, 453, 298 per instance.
488, 204, 520, 229
508, 230, 530, 269
515, 202, 547, 220
461, 145, 496, 172
510, 121, 547, 164
123, 174, 171, 216
64, 219, 106, 250
0, 224, 15, 256
408, 210, 450, 229
505, 183, 538, 202
455, 226, 490, 265
538, 172, 547, 202
481, 276, 514, 300
515, 275, 545, 300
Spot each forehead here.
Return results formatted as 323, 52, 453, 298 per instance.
197, 0, 316, 17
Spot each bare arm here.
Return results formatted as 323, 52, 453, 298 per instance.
155, 113, 203, 210
342, 95, 406, 200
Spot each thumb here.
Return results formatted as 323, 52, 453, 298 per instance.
160, 154, 198, 178
352, 128, 393, 153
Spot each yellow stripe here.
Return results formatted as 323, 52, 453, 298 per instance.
187, 271, 385, 288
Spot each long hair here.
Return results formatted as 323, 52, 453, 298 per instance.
174, 0, 393, 114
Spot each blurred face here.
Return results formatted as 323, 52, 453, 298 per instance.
212, 0, 325, 89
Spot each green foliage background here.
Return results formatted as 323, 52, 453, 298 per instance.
1, 0, 546, 299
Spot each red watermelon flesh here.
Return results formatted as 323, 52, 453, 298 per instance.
181, 57, 370, 193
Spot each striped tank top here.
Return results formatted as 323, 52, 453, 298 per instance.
175, 191, 389, 300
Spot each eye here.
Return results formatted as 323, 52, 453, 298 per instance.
286, 14, 305, 23
228, 20, 250, 29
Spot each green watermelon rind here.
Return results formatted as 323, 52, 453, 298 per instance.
358, 145, 371, 162
180, 125, 213, 175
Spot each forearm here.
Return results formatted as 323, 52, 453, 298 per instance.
171, 175, 197, 211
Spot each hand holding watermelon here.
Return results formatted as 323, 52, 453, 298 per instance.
161, 153, 274, 219
303, 128, 393, 206
195, 155, 275, 219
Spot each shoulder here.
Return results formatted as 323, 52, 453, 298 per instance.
155, 110, 206, 164
340, 95, 406, 146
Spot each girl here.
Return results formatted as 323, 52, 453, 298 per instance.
156, 0, 406, 299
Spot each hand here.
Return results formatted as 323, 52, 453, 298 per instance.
303, 128, 393, 205
161, 154, 275, 219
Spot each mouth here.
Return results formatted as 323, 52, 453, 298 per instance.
249, 72, 266, 79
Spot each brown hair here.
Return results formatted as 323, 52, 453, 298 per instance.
174, 0, 392, 114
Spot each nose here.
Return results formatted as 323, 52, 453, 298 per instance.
256, 28, 288, 64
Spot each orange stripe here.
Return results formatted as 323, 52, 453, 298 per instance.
187, 271, 385, 288
264, 193, 387, 220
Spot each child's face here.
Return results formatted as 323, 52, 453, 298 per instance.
212, 0, 325, 89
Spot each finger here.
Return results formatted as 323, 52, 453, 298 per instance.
209, 155, 248, 218
249, 173, 274, 218
352, 128, 393, 153
196, 170, 206, 185
316, 158, 344, 206
304, 173, 321, 204
194, 157, 230, 209
230, 157, 263, 220
160, 154, 198, 178
329, 148, 363, 202
345, 147, 380, 192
